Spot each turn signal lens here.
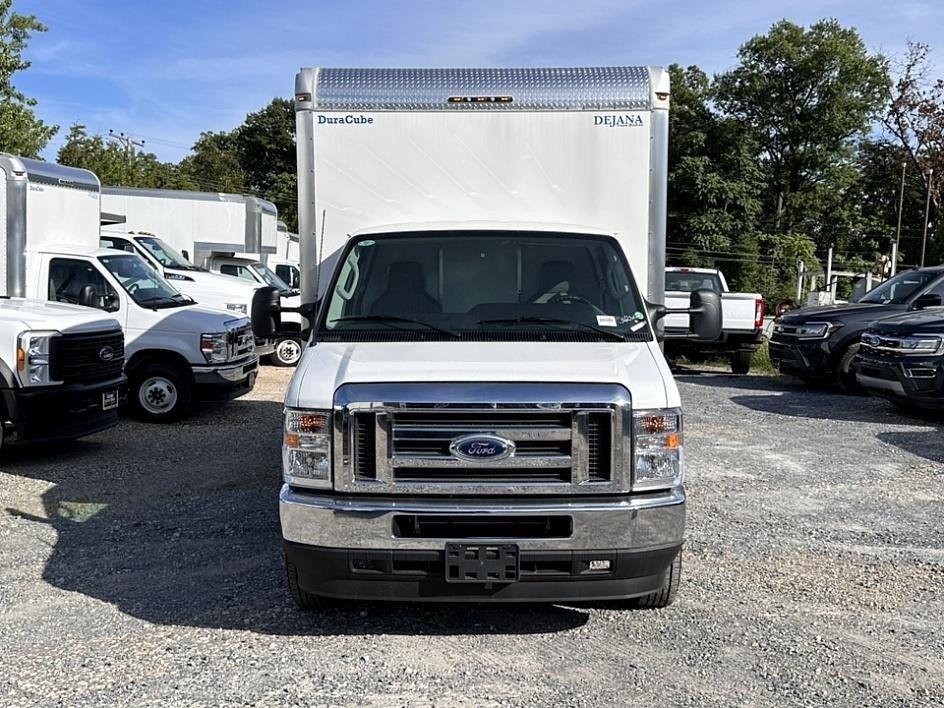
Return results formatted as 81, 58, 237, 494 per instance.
16, 347, 26, 372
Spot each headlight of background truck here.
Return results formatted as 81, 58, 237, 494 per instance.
283, 409, 331, 488
200, 332, 229, 363
633, 408, 683, 490
16, 331, 60, 387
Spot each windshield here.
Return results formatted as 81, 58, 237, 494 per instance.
99, 254, 191, 308
251, 263, 292, 291
319, 232, 650, 342
666, 271, 723, 293
134, 236, 201, 271
859, 270, 937, 304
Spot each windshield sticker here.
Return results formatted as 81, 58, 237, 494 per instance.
629, 321, 648, 332
596, 315, 618, 327
358, 240, 375, 247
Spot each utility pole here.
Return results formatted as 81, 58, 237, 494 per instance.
892, 161, 906, 275
920, 168, 934, 268
107, 130, 146, 183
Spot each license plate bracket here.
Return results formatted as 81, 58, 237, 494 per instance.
102, 390, 118, 411
445, 543, 519, 584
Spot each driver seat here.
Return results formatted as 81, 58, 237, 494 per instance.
531, 260, 578, 303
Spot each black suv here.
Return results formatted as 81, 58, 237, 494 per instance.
853, 310, 944, 410
769, 266, 944, 391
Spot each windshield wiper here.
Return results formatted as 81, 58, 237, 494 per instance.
329, 315, 460, 338
476, 316, 627, 342
138, 295, 190, 309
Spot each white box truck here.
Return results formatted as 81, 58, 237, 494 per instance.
253, 66, 720, 607
2, 155, 258, 423
101, 188, 303, 366
1, 157, 127, 448
269, 221, 300, 289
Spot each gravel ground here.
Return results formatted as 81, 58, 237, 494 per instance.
1, 366, 942, 707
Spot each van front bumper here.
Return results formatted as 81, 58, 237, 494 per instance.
280, 486, 685, 602
191, 356, 258, 401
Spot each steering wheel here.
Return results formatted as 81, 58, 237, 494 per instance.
127, 282, 140, 294
546, 292, 606, 314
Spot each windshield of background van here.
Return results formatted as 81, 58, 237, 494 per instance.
320, 232, 651, 341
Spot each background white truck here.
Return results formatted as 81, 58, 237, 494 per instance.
663, 267, 765, 373
252, 66, 721, 608
101, 187, 303, 366
269, 221, 300, 289
2, 155, 258, 423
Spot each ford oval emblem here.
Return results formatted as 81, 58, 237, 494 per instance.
98, 346, 115, 362
449, 434, 515, 463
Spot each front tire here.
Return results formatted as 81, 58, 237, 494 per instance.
267, 336, 303, 367
633, 552, 682, 609
836, 343, 862, 394
286, 557, 329, 611
129, 363, 193, 423
730, 350, 753, 375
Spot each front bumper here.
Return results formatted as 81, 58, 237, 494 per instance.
854, 353, 944, 409
768, 336, 831, 378
192, 356, 259, 402
1, 376, 127, 445
255, 338, 276, 356
280, 486, 685, 602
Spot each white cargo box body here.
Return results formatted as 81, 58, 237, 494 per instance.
294, 66, 669, 305
1, 156, 102, 298
101, 187, 278, 264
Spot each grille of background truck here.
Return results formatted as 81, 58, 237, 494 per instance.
50, 330, 125, 384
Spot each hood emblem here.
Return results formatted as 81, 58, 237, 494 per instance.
98, 346, 115, 362
449, 434, 515, 463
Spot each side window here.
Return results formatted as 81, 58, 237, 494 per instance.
48, 258, 119, 311
100, 236, 136, 253
220, 264, 256, 282
922, 277, 944, 301
276, 264, 299, 289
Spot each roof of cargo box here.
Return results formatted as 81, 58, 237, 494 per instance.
0, 154, 100, 193
102, 185, 277, 213
296, 66, 667, 112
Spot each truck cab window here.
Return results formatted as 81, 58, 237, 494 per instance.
276, 264, 300, 289
100, 235, 137, 253
49, 258, 120, 311
666, 272, 723, 293
220, 264, 258, 282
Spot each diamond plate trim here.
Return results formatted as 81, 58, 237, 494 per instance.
311, 66, 652, 111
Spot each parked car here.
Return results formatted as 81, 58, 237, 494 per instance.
769, 266, 944, 391
663, 267, 765, 374
853, 309, 944, 411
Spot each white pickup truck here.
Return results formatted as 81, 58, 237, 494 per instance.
663, 267, 765, 374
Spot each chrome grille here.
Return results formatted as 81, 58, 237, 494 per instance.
334, 383, 631, 496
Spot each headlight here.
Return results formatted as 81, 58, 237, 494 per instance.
16, 331, 61, 387
200, 332, 228, 363
283, 409, 331, 488
794, 322, 837, 339
225, 303, 247, 314
633, 408, 683, 490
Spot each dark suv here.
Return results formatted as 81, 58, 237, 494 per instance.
853, 310, 944, 410
769, 266, 944, 391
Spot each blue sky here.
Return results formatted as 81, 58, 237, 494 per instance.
19, 0, 944, 162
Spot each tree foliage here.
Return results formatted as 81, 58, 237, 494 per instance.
0, 0, 56, 156
56, 124, 180, 188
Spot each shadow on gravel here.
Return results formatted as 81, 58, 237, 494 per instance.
678, 373, 934, 426
4, 399, 589, 636
876, 431, 944, 464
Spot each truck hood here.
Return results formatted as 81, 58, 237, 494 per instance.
780, 303, 887, 323
0, 298, 122, 334
868, 308, 944, 335
165, 269, 258, 308
286, 341, 678, 411
145, 305, 249, 335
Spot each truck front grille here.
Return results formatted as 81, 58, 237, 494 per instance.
50, 330, 125, 384
335, 383, 631, 495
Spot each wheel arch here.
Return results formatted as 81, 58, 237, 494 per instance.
126, 349, 194, 382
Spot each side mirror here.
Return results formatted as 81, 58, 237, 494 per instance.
251, 286, 282, 338
688, 288, 723, 341
182, 249, 191, 261
78, 284, 99, 309
104, 291, 121, 312
913, 293, 943, 310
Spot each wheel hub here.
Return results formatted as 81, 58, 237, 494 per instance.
140, 377, 177, 415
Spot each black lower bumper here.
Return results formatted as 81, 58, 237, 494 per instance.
192, 358, 258, 402
665, 329, 764, 355
854, 354, 944, 410
768, 337, 831, 378
1, 376, 126, 445
284, 541, 681, 603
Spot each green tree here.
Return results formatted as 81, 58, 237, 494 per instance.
0, 0, 56, 156
714, 19, 889, 253
177, 131, 246, 193
57, 124, 180, 188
